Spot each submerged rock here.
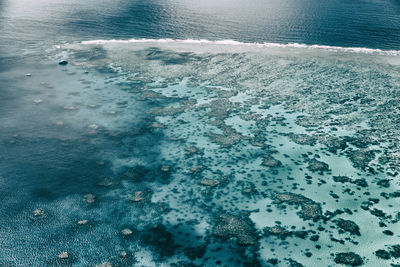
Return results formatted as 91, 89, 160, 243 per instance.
377, 178, 390, 188
333, 176, 351, 183
58, 60, 68, 65
78, 219, 89, 225
295, 115, 319, 128
310, 235, 320, 242
382, 230, 393, 236
347, 134, 378, 149
96, 262, 112, 267
334, 252, 363, 266
151, 122, 164, 128
130, 191, 145, 202
275, 193, 310, 205
375, 249, 390, 259
300, 202, 323, 221
369, 208, 386, 218
32, 208, 45, 217
266, 258, 279, 266
58, 252, 69, 259
287, 133, 317, 146
334, 218, 360, 236
190, 165, 204, 173
121, 228, 133, 236
348, 149, 375, 170
263, 226, 291, 239
161, 165, 171, 172
389, 245, 400, 258
88, 124, 99, 130
97, 177, 113, 187
208, 132, 242, 147
307, 158, 329, 173
84, 194, 96, 203
352, 178, 368, 188
213, 213, 258, 246
185, 146, 199, 155
318, 135, 348, 153
242, 187, 253, 195
262, 155, 282, 168
286, 258, 305, 267
63, 105, 78, 110
200, 178, 219, 187
274, 193, 323, 221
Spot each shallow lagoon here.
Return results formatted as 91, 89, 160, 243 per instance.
0, 40, 400, 266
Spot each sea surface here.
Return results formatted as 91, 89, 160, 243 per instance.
1, 0, 400, 266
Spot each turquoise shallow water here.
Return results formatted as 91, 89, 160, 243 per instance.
1, 39, 399, 266
1, 1, 400, 266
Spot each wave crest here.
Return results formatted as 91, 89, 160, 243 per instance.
81, 38, 400, 55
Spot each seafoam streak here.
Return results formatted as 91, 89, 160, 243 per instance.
81, 38, 400, 56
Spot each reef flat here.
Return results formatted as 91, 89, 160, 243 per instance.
1, 40, 399, 266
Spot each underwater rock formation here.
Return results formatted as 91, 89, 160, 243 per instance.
274, 193, 323, 221
334, 252, 363, 266
213, 213, 258, 246
334, 218, 361, 236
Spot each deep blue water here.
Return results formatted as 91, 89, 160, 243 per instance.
1, 0, 400, 53
1, 1, 400, 266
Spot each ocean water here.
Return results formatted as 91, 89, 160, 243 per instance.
1, 1, 400, 267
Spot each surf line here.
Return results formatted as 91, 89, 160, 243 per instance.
81, 38, 400, 56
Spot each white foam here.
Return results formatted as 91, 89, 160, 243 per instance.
81, 38, 400, 55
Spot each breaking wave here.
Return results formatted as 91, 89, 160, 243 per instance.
81, 38, 400, 55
